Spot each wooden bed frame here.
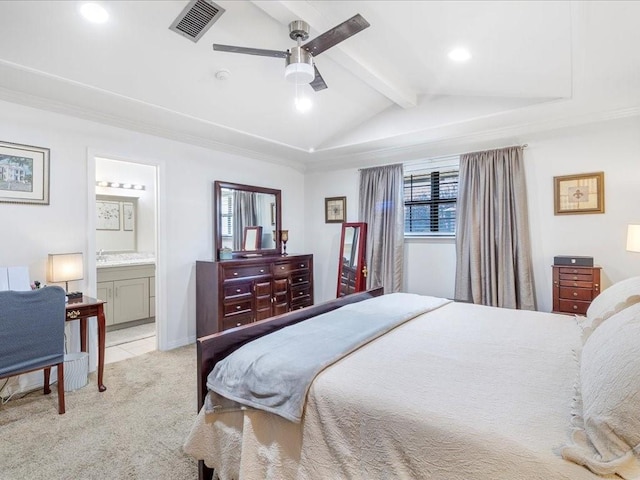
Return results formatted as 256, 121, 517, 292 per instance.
195, 287, 384, 480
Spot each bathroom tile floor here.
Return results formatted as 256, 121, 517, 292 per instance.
105, 323, 156, 364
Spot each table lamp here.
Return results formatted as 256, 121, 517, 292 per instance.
47, 252, 84, 299
280, 230, 289, 256
627, 225, 640, 253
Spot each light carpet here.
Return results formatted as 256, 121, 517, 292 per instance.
0, 344, 198, 480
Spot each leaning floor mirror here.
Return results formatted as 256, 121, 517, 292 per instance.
337, 222, 368, 297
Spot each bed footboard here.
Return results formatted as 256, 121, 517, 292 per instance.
196, 287, 384, 410
195, 288, 383, 480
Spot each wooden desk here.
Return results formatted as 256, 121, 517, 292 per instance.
65, 296, 107, 392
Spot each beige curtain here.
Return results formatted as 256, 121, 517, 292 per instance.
454, 147, 536, 310
359, 164, 404, 293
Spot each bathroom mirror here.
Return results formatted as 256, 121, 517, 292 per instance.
214, 181, 282, 259
96, 195, 137, 252
337, 222, 368, 297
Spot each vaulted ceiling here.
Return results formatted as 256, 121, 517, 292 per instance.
0, 1, 638, 171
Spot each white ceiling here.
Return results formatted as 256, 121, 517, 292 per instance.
0, 1, 638, 172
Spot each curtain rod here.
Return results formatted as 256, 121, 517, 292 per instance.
459, 143, 528, 157
360, 144, 529, 171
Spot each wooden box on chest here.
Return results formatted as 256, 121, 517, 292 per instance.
552, 265, 601, 315
196, 254, 314, 337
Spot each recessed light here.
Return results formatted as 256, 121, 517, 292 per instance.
80, 3, 109, 24
448, 47, 471, 62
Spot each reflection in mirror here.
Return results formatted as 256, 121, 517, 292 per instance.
243, 226, 262, 251
96, 195, 137, 252
214, 181, 282, 259
337, 222, 368, 297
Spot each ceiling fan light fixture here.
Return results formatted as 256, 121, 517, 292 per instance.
285, 46, 314, 84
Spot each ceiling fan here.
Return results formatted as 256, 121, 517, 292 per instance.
212, 13, 370, 91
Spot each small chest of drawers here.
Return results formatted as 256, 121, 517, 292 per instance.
552, 265, 601, 315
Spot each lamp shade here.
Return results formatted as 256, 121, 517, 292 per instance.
627, 225, 640, 253
47, 253, 84, 283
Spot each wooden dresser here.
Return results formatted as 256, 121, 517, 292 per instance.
196, 254, 314, 336
552, 265, 601, 315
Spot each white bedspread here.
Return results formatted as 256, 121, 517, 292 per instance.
185, 298, 610, 480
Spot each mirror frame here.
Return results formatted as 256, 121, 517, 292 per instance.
214, 181, 282, 259
337, 222, 368, 297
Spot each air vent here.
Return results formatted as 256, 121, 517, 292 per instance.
169, 0, 225, 43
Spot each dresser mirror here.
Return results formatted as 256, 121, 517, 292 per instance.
214, 181, 282, 259
337, 222, 368, 297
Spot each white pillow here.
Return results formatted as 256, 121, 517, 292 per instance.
562, 302, 640, 478
582, 276, 640, 339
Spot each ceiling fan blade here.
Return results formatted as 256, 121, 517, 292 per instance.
310, 65, 328, 92
212, 44, 288, 58
302, 14, 370, 57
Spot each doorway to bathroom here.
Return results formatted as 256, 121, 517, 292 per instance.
94, 157, 158, 364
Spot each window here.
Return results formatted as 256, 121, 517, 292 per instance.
404, 157, 459, 236
221, 191, 233, 237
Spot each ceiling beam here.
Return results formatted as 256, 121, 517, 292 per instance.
251, 0, 418, 108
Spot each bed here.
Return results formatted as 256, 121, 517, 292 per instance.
184, 280, 640, 480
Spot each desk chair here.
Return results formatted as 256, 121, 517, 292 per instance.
0, 286, 67, 414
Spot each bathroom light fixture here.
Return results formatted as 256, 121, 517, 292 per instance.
96, 181, 145, 191
80, 3, 109, 24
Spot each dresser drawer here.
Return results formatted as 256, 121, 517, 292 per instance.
223, 265, 270, 280
223, 299, 252, 316
290, 285, 311, 303
559, 287, 594, 301
273, 260, 310, 276
223, 282, 252, 298
559, 273, 593, 282
290, 272, 310, 287
290, 300, 311, 311
222, 314, 253, 331
558, 279, 594, 289
558, 299, 590, 315
558, 267, 594, 275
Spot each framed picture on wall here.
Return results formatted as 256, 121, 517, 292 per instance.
325, 196, 347, 223
96, 200, 121, 230
554, 171, 605, 215
123, 202, 135, 231
0, 141, 50, 205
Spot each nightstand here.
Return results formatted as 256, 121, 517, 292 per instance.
552, 265, 601, 315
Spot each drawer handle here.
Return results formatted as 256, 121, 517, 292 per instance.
260, 269, 265, 273
299, 291, 304, 296
236, 305, 241, 310
233, 272, 238, 276
280, 266, 285, 270
573, 282, 577, 286
572, 276, 578, 280
572, 269, 578, 273
236, 288, 241, 293
573, 292, 578, 297
573, 305, 578, 310
297, 277, 303, 282
236, 322, 241, 327
300, 264, 305, 267
67, 310, 80, 319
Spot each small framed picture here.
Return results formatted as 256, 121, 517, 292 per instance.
325, 196, 346, 223
554, 172, 604, 215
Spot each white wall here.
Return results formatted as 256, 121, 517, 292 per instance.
305, 116, 640, 311
0, 99, 306, 352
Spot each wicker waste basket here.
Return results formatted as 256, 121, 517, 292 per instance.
63, 352, 89, 392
